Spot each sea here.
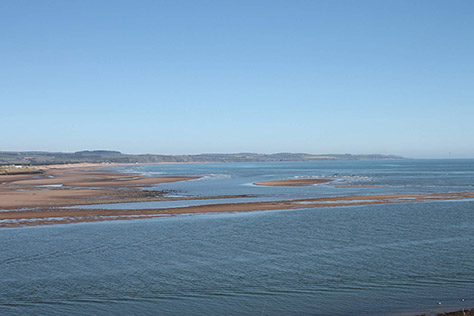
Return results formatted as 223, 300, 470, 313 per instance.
1, 159, 473, 315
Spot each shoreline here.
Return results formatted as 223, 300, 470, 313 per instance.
2, 164, 474, 315
0, 163, 203, 209
2, 162, 474, 228
2, 190, 474, 228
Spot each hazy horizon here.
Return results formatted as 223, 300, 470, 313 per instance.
2, 1, 473, 159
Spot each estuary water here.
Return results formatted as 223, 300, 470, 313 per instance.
1, 159, 473, 315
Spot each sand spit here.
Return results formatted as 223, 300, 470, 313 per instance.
254, 178, 332, 186
2, 191, 474, 228
0, 165, 200, 209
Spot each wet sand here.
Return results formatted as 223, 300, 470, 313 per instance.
254, 178, 332, 186
0, 164, 200, 209
2, 165, 473, 316
2, 164, 474, 228
2, 190, 474, 227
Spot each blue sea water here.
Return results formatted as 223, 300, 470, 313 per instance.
1, 159, 473, 315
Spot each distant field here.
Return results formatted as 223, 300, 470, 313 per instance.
0, 166, 43, 175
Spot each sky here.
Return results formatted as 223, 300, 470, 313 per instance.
1, 0, 473, 158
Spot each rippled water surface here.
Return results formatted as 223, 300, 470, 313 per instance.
1, 160, 473, 315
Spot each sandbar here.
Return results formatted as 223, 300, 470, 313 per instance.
2, 191, 474, 228
3, 164, 474, 228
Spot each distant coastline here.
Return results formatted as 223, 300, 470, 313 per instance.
0, 150, 405, 166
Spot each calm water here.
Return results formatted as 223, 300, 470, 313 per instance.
1, 160, 473, 315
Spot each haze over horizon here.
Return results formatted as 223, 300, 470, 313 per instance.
2, 1, 473, 159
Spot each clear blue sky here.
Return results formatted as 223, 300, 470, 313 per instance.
1, 0, 473, 158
